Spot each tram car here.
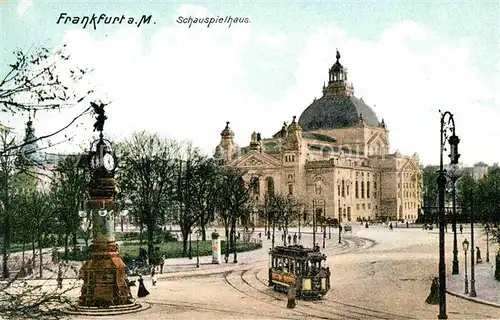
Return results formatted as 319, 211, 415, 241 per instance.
268, 244, 330, 299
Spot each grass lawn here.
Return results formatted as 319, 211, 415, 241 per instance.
58, 240, 262, 262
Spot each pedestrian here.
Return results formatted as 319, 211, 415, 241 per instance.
258, 232, 261, 239
160, 254, 165, 274
151, 269, 157, 286
287, 234, 292, 244
293, 233, 297, 244
459, 224, 463, 234
425, 277, 439, 304
57, 265, 63, 289
406, 221, 409, 228
137, 275, 150, 297
389, 223, 393, 231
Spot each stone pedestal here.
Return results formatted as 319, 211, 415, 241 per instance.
211, 231, 221, 264
79, 175, 133, 307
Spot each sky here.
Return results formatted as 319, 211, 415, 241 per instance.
1, 0, 499, 167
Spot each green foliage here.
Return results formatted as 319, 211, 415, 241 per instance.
422, 165, 439, 208
120, 240, 261, 261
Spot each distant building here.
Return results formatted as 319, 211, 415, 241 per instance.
471, 162, 489, 181
215, 51, 422, 225
18, 118, 71, 191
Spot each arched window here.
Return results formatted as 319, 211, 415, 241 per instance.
361, 181, 365, 198
288, 183, 293, 195
251, 176, 260, 194
266, 177, 275, 197
288, 174, 293, 181
342, 180, 345, 197
355, 181, 359, 198
315, 180, 323, 195
367, 181, 370, 199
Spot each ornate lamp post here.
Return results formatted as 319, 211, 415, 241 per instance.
322, 200, 326, 249
485, 224, 490, 263
196, 229, 201, 268
469, 188, 477, 297
447, 164, 461, 275
462, 238, 469, 294
312, 200, 316, 247
328, 218, 331, 239
437, 110, 460, 320
78, 102, 133, 308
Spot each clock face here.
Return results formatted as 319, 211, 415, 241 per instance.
103, 153, 116, 172
90, 153, 102, 170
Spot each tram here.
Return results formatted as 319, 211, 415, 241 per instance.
268, 244, 330, 299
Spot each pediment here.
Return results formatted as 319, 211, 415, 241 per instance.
401, 158, 420, 173
229, 151, 281, 168
367, 132, 388, 147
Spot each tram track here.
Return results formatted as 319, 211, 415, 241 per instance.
224, 267, 347, 319
227, 235, 416, 320
252, 262, 415, 320
146, 298, 290, 319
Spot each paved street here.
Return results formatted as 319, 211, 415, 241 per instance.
57, 224, 499, 319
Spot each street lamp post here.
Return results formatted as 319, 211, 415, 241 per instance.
463, 238, 469, 294
437, 110, 460, 320
188, 230, 192, 260
485, 224, 490, 263
328, 220, 331, 239
312, 200, 316, 247
447, 164, 461, 275
322, 200, 326, 249
469, 188, 477, 297
196, 229, 200, 268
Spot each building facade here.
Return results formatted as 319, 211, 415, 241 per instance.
214, 51, 422, 225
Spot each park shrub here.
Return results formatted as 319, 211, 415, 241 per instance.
57, 249, 89, 262
53, 240, 262, 262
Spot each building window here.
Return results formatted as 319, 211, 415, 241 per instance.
347, 207, 351, 221
361, 181, 365, 198
367, 181, 370, 199
362, 204, 366, 210
355, 181, 359, 198
368, 203, 371, 209
342, 180, 345, 197
288, 184, 293, 195
347, 185, 350, 196
315, 180, 323, 195
398, 183, 401, 189
266, 177, 275, 197
288, 174, 293, 181
338, 183, 341, 196
251, 176, 260, 194
374, 181, 377, 198
356, 204, 360, 210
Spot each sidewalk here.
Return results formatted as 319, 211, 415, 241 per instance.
447, 260, 500, 308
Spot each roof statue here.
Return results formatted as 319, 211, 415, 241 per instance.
91, 101, 107, 133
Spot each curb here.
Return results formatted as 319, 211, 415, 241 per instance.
446, 290, 500, 309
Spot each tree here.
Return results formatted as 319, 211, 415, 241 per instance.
216, 167, 252, 263
51, 154, 90, 260
1, 46, 96, 156
0, 128, 19, 278
190, 157, 219, 241
476, 166, 500, 224
457, 168, 477, 223
422, 165, 439, 222
0, 44, 95, 279
117, 131, 180, 260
